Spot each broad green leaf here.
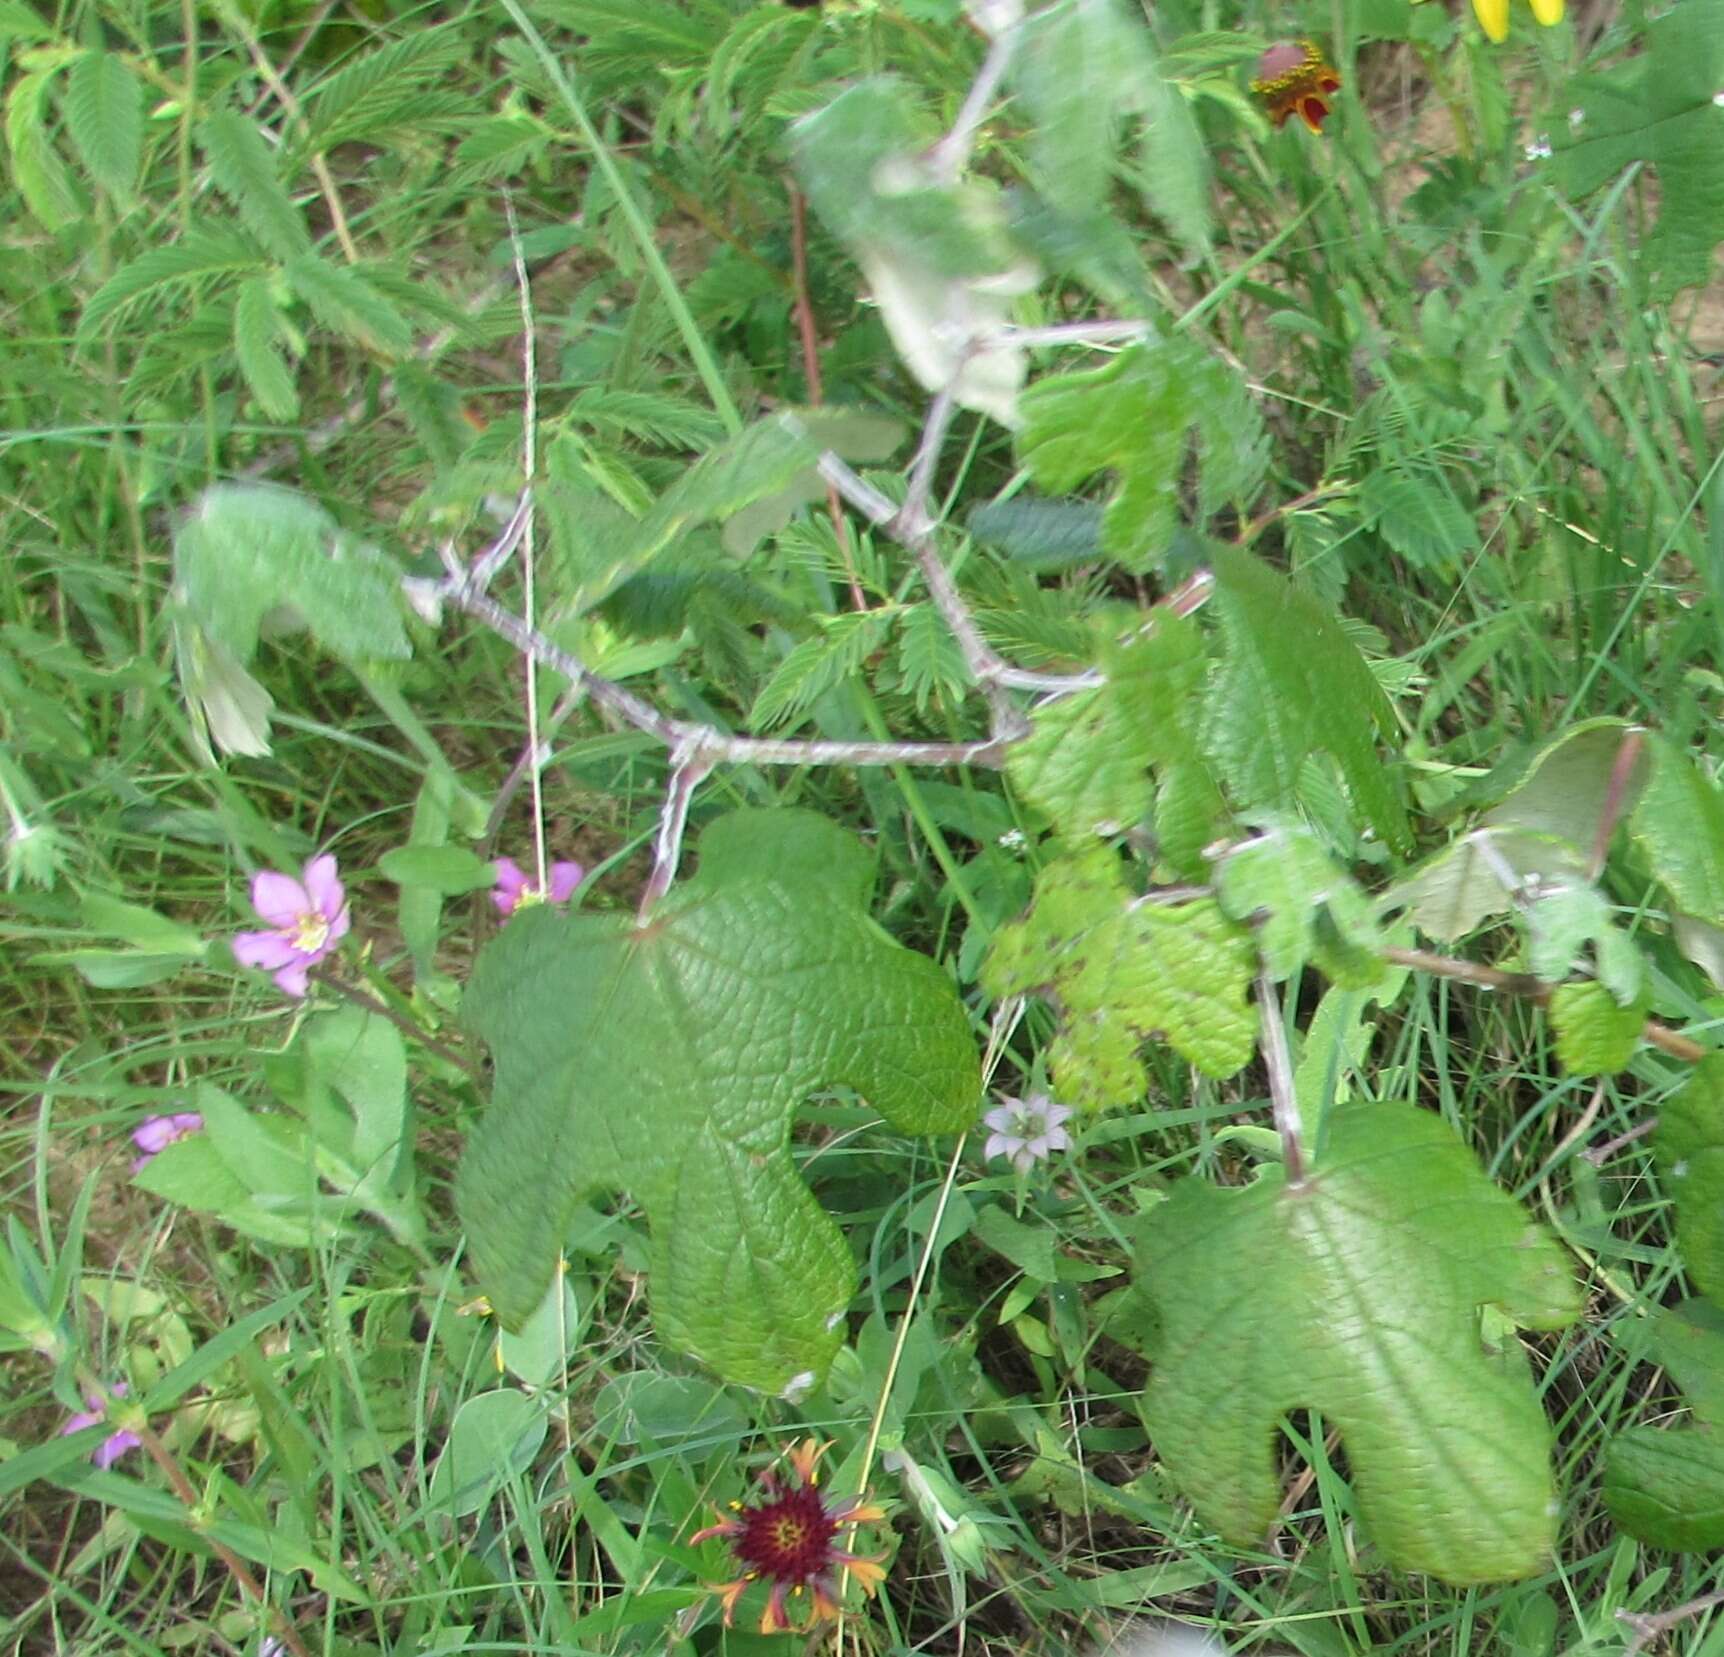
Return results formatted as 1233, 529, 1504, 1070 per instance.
1548, 981, 1647, 1075
983, 846, 1255, 1105
1017, 341, 1265, 568
174, 483, 410, 673
1632, 736, 1724, 943
378, 844, 494, 895
1127, 1101, 1581, 1583
1604, 1300, 1724, 1551
171, 619, 275, 761
1214, 825, 1385, 987
720, 409, 904, 556
426, 1389, 547, 1519
1391, 830, 1587, 943
456, 809, 978, 1392
200, 109, 310, 261
1011, 0, 1151, 218
1205, 545, 1411, 855
284, 255, 412, 357
968, 497, 1104, 568
65, 50, 142, 201
1655, 1055, 1724, 1307
1554, 0, 1724, 298
1480, 721, 1648, 851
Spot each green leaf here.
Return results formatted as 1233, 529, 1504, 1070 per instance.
973, 1204, 1062, 1282
1632, 736, 1724, 934
983, 846, 1256, 1106
1126, 1101, 1581, 1582
1655, 1055, 1724, 1307
78, 222, 267, 339
967, 497, 1103, 567
1548, 980, 1647, 1076
1554, 0, 1724, 299
174, 483, 410, 674
1604, 1300, 1724, 1551
1133, 48, 1211, 255
1215, 825, 1385, 987
1360, 465, 1474, 571
200, 109, 310, 261
6, 66, 81, 231
284, 255, 413, 357
750, 611, 894, 729
720, 408, 904, 556
1205, 545, 1412, 855
302, 26, 467, 152
65, 50, 142, 201
426, 1389, 548, 1519
1017, 340, 1265, 568
378, 844, 494, 895
456, 809, 978, 1393
232, 275, 300, 421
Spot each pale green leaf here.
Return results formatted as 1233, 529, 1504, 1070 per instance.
1605, 1300, 1724, 1551
1632, 736, 1724, 924
983, 846, 1255, 1106
65, 51, 142, 201
1126, 1101, 1581, 1582
6, 67, 81, 231
1133, 51, 1212, 255
1361, 465, 1474, 571
79, 222, 266, 338
1205, 545, 1411, 854
720, 408, 904, 556
1554, 0, 1724, 298
1655, 1055, 1724, 1308
456, 810, 978, 1392
303, 26, 467, 151
750, 611, 893, 729
894, 603, 967, 714
426, 1389, 547, 1519
233, 275, 300, 421
1548, 980, 1646, 1075
284, 255, 413, 356
200, 109, 310, 261
1017, 340, 1266, 567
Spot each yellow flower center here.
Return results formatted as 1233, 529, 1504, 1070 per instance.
291, 912, 330, 953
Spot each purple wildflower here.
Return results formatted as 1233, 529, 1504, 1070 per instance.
982, 1093, 1074, 1174
491, 856, 583, 918
232, 854, 351, 998
131, 1111, 204, 1174
61, 1382, 142, 1469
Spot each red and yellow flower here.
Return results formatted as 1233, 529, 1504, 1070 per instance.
1251, 40, 1343, 135
690, 1439, 888, 1634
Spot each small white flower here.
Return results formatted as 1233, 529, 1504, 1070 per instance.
1568, 106, 1586, 129
1714, 91, 1724, 109
982, 1092, 1074, 1174
1525, 136, 1553, 161
997, 828, 1027, 850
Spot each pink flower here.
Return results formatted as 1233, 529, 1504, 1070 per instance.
491, 856, 583, 918
232, 854, 351, 998
61, 1382, 142, 1469
131, 1111, 204, 1174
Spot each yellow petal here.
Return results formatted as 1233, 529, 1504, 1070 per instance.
1471, 0, 1509, 39
1527, 0, 1564, 22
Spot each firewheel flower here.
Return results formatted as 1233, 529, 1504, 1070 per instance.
690, 1439, 888, 1634
1251, 40, 1343, 134
131, 1112, 203, 1174
1470, 0, 1563, 41
232, 854, 351, 998
61, 1382, 141, 1469
491, 856, 583, 918
983, 1092, 1073, 1174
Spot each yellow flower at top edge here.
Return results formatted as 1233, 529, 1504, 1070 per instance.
1470, 0, 1565, 42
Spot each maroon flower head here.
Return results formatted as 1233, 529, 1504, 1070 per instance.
1251, 39, 1343, 133
690, 1439, 888, 1634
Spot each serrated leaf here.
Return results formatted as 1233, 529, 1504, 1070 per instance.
303, 27, 466, 152
1522, 882, 1643, 1005
1215, 825, 1384, 987
749, 611, 893, 729
233, 275, 300, 421
1126, 1101, 1581, 1582
1554, 0, 1724, 299
1361, 465, 1474, 571
1017, 339, 1265, 568
894, 602, 967, 715
1393, 830, 1589, 944
1548, 980, 1646, 1075
79, 222, 266, 338
284, 255, 412, 357
1205, 545, 1411, 855
66, 51, 142, 201
983, 846, 1255, 1106
200, 109, 309, 262
456, 810, 978, 1392
1604, 1300, 1724, 1551
174, 484, 410, 685
1655, 1055, 1724, 1308
6, 66, 80, 231
1134, 49, 1211, 255
0, 3, 55, 41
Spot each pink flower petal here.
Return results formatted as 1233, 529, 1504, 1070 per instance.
547, 862, 584, 903
232, 930, 300, 970
323, 901, 351, 946
272, 960, 312, 998
251, 871, 311, 928
301, 854, 344, 921
491, 858, 528, 915
61, 1410, 102, 1437
93, 1429, 141, 1469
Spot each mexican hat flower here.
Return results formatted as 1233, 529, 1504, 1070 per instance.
1471, 0, 1563, 41
491, 856, 583, 918
1251, 40, 1343, 134
232, 854, 351, 998
690, 1439, 888, 1634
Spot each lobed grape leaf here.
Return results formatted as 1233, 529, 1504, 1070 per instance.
1205, 545, 1412, 855
1604, 1299, 1724, 1552
456, 810, 979, 1393
1554, 0, 1724, 299
1214, 824, 1385, 987
1016, 341, 1265, 568
1126, 1101, 1582, 1583
1655, 1055, 1724, 1308
983, 845, 1255, 1107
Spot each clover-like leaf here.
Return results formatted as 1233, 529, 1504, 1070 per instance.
1126, 1101, 1581, 1583
983, 845, 1255, 1107
456, 809, 979, 1394
1604, 1299, 1724, 1552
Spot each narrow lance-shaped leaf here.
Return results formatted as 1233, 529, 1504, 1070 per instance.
456, 810, 978, 1394
1125, 1102, 1581, 1583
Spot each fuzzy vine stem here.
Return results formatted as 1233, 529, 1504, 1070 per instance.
1257, 972, 1307, 1187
